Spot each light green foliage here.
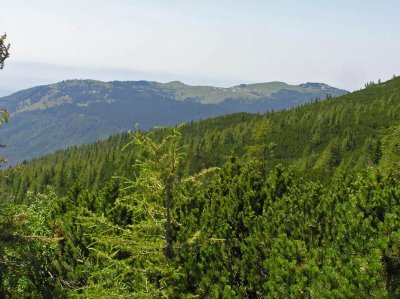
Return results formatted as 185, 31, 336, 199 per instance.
0, 108, 9, 163
70, 128, 186, 297
248, 116, 276, 176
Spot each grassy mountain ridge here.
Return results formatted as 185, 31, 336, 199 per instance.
157, 80, 345, 104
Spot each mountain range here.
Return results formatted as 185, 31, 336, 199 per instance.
0, 79, 347, 165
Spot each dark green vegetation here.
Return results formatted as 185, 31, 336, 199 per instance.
0, 79, 346, 165
1, 76, 400, 298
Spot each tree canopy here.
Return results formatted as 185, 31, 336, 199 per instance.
0, 33, 10, 70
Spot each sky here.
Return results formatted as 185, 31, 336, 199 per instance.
1, 0, 400, 95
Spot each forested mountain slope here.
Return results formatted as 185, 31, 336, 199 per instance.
4, 77, 399, 201
0, 79, 346, 164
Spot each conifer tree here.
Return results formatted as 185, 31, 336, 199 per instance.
0, 33, 9, 161
248, 116, 276, 178
0, 33, 10, 70
75, 127, 186, 297
121, 127, 185, 258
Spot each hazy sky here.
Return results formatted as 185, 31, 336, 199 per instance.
1, 0, 399, 94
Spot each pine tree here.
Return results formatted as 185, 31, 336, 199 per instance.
74, 127, 186, 296
0, 33, 10, 69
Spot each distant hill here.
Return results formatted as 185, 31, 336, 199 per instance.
0, 79, 347, 164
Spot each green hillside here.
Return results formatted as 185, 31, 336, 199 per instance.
1, 77, 400, 297
0, 79, 346, 165
5, 77, 399, 200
